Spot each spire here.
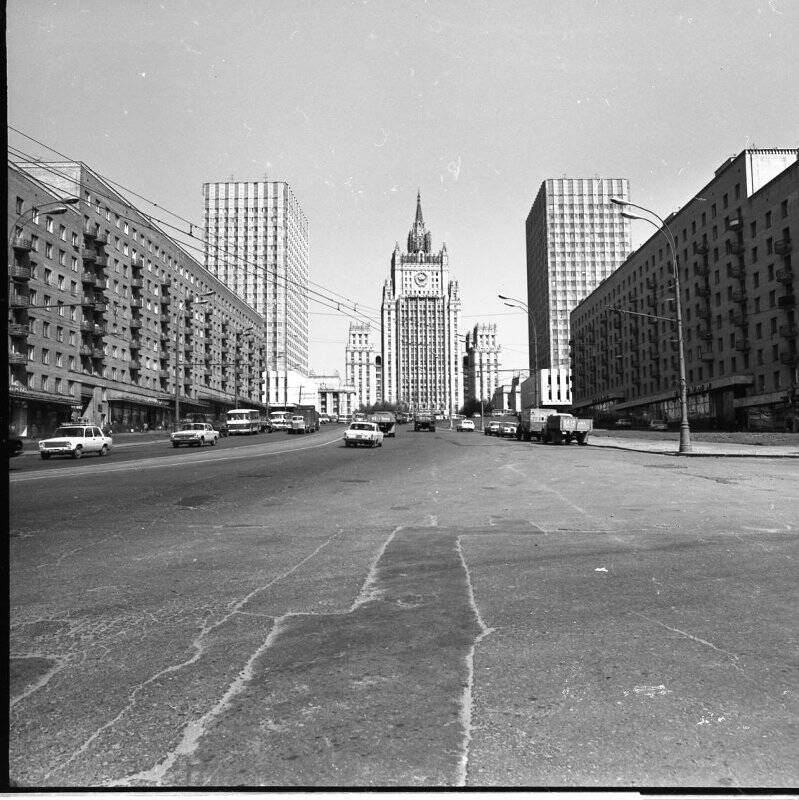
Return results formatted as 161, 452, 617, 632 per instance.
415, 190, 424, 227
407, 191, 430, 254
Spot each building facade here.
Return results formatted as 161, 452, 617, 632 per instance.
345, 322, 380, 410
9, 162, 266, 438
202, 180, 309, 405
525, 177, 631, 379
519, 367, 572, 409
570, 149, 798, 430
381, 194, 463, 415
463, 323, 500, 405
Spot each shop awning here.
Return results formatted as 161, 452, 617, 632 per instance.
105, 390, 172, 408
8, 387, 79, 407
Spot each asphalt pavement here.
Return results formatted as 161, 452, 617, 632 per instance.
8, 425, 799, 788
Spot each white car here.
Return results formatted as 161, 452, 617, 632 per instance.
39, 425, 113, 459
499, 421, 518, 437
343, 421, 384, 448
457, 419, 475, 432
171, 422, 219, 448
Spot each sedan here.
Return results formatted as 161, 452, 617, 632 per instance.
499, 421, 518, 437
484, 420, 501, 436
343, 421, 384, 448
614, 418, 633, 429
457, 419, 475, 432
39, 425, 113, 459
171, 422, 219, 447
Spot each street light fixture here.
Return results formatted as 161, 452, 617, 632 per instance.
232, 326, 256, 408
498, 294, 540, 407
609, 197, 691, 453
174, 292, 213, 427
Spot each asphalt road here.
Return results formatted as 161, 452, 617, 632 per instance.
8, 425, 799, 788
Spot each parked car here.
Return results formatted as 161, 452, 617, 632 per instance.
319, 414, 330, 424
614, 418, 633, 429
343, 421, 384, 448
484, 420, 501, 436
170, 422, 219, 448
328, 413, 339, 423
648, 419, 668, 431
39, 425, 113, 459
457, 419, 475, 432
6, 436, 24, 458
499, 421, 518, 437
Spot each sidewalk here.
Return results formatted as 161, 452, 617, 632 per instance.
590, 435, 799, 458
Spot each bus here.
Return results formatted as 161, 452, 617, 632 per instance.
268, 410, 292, 431
226, 408, 261, 435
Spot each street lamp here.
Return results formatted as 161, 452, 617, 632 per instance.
8, 197, 81, 253
498, 294, 540, 408
610, 197, 691, 453
231, 326, 255, 408
174, 291, 213, 427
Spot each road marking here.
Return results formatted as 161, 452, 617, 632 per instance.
10, 436, 341, 483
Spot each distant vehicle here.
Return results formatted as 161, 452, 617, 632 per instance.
319, 414, 330, 424
289, 405, 320, 434
212, 419, 229, 437
395, 413, 410, 424
649, 419, 668, 431
457, 419, 475, 432
484, 420, 501, 436
414, 410, 436, 432
353, 412, 367, 422
368, 411, 397, 438
171, 422, 219, 448
6, 436, 24, 457
614, 418, 633, 429
343, 421, 384, 448
39, 425, 113, 459
338, 414, 351, 425
226, 409, 261, 435
517, 408, 552, 442
542, 413, 592, 445
499, 421, 518, 437
328, 413, 339, 423
268, 411, 292, 431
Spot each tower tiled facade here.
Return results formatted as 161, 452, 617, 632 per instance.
464, 323, 500, 404
525, 178, 631, 375
345, 322, 380, 410
202, 180, 309, 405
381, 194, 462, 414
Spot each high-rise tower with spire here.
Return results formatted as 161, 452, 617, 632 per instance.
381, 193, 463, 414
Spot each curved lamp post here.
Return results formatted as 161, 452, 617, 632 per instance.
610, 198, 691, 453
8, 197, 80, 254
174, 291, 213, 426
498, 294, 540, 407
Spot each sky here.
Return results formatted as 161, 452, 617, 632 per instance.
7, 0, 799, 376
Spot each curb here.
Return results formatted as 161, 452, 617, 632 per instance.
588, 442, 799, 459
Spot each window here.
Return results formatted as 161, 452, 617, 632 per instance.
44, 268, 52, 285
766, 211, 772, 228
46, 216, 54, 233
59, 225, 67, 241
41, 348, 50, 365
769, 290, 776, 308
753, 272, 760, 288
15, 196, 24, 214
781, 200, 788, 218
45, 243, 53, 259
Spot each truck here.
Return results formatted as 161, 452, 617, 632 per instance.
541, 413, 593, 445
289, 405, 320, 434
516, 408, 553, 441
368, 411, 397, 438
413, 409, 436, 432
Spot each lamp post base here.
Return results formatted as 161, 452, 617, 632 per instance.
678, 422, 692, 453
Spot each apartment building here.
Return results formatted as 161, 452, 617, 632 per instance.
570, 149, 798, 430
202, 180, 309, 405
9, 162, 266, 438
463, 323, 500, 404
345, 322, 380, 410
381, 193, 463, 415
525, 177, 631, 378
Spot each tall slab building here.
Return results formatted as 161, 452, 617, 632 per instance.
381, 194, 462, 415
202, 180, 309, 404
525, 178, 631, 378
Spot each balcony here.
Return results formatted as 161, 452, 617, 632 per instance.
8, 350, 27, 365
131, 255, 144, 271
83, 222, 97, 238
726, 263, 744, 280
159, 295, 170, 307
731, 310, 747, 327
10, 264, 32, 281
778, 295, 795, 309
159, 313, 171, 324
81, 247, 97, 262
91, 348, 105, 360
693, 263, 709, 277
159, 369, 171, 379
8, 323, 29, 338
80, 295, 96, 307
697, 324, 712, 340
774, 238, 792, 256
130, 338, 141, 351
695, 285, 711, 298
93, 302, 108, 313
130, 298, 144, 309
735, 340, 750, 353
780, 352, 798, 366
692, 241, 709, 256
779, 325, 797, 339
776, 267, 794, 284
94, 255, 109, 269
731, 288, 746, 303
130, 278, 144, 290
129, 319, 142, 330
94, 232, 108, 245
12, 236, 33, 252
93, 323, 107, 336
80, 270, 97, 284
725, 216, 743, 231
79, 345, 93, 357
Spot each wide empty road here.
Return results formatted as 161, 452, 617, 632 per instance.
9, 426, 799, 788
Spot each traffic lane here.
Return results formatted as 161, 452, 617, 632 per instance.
456, 448, 799, 787
9, 430, 454, 786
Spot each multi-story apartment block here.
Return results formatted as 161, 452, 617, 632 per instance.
381, 194, 463, 415
345, 322, 380, 410
525, 177, 631, 378
9, 162, 266, 438
463, 323, 500, 404
570, 149, 798, 430
202, 180, 309, 405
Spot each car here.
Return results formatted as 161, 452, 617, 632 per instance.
6, 436, 24, 457
499, 421, 518, 437
614, 418, 633, 429
484, 420, 501, 436
343, 421, 384, 448
648, 419, 668, 431
319, 414, 330, 424
38, 425, 113, 459
457, 419, 475, 432
170, 422, 219, 448
328, 413, 338, 424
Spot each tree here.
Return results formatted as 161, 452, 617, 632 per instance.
459, 398, 493, 417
